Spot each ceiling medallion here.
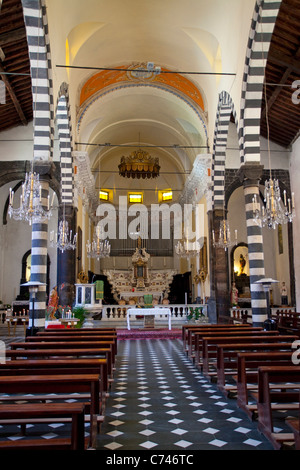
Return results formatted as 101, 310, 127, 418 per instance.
127, 62, 161, 82
118, 149, 160, 179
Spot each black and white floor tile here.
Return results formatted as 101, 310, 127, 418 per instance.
96, 338, 274, 451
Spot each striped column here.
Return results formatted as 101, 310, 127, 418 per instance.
56, 88, 73, 205
56, 86, 76, 306
212, 91, 238, 209
237, 0, 281, 326
240, 164, 267, 325
209, 91, 238, 321
21, 0, 54, 161
21, 0, 54, 327
30, 162, 54, 326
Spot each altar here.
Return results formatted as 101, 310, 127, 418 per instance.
104, 240, 176, 303
126, 307, 172, 330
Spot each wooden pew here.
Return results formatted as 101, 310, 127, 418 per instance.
235, 351, 294, 418
182, 323, 252, 351
5, 348, 113, 376
186, 325, 262, 360
0, 357, 109, 404
10, 340, 117, 365
0, 373, 101, 448
26, 334, 118, 355
201, 335, 297, 378
0, 402, 86, 450
256, 365, 300, 449
193, 329, 278, 366
215, 345, 294, 397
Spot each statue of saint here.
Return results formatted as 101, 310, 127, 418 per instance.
281, 282, 288, 305
239, 254, 246, 275
231, 282, 239, 306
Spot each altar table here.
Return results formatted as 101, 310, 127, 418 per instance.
126, 308, 172, 330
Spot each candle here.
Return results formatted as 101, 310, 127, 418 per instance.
292, 192, 295, 209
283, 190, 287, 207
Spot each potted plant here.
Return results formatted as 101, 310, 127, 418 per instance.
187, 306, 204, 322
72, 306, 88, 328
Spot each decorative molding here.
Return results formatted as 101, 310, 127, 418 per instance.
179, 153, 211, 206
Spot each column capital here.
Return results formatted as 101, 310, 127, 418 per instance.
237, 163, 264, 187
33, 160, 56, 181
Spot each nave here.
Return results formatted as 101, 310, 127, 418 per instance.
96, 338, 274, 451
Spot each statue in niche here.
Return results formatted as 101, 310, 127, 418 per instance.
239, 254, 246, 275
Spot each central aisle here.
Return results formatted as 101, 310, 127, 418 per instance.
96, 338, 273, 450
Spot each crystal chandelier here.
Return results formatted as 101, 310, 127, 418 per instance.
8, 171, 53, 225
253, 34, 295, 229
212, 219, 237, 251
86, 226, 111, 260
252, 180, 295, 230
50, 218, 77, 253
175, 239, 202, 258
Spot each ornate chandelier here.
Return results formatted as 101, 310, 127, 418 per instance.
212, 219, 237, 251
50, 218, 77, 253
175, 239, 202, 258
8, 171, 53, 225
252, 179, 295, 230
86, 226, 111, 260
118, 149, 160, 179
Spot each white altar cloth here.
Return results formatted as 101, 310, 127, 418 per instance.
126, 308, 172, 330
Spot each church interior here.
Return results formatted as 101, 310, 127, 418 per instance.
0, 0, 299, 453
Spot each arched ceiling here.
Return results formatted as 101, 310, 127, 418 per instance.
2, 0, 299, 206
44, 0, 256, 204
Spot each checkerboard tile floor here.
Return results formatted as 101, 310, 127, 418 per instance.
96, 338, 274, 450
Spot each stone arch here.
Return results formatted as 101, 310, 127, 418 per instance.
211, 90, 238, 209
238, 0, 281, 165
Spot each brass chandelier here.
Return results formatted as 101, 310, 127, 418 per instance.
118, 149, 160, 179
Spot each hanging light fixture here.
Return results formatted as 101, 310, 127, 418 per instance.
252, 181, 295, 230
118, 148, 160, 179
86, 226, 111, 260
8, 169, 54, 225
175, 239, 202, 258
253, 16, 295, 229
49, 212, 77, 253
212, 219, 237, 251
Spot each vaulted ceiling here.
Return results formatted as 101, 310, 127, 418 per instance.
0, 0, 299, 154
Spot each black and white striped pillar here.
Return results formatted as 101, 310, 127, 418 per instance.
56, 87, 76, 306
238, 164, 267, 325
21, 0, 54, 327
237, 0, 281, 325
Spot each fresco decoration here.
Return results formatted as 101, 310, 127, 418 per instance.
79, 63, 205, 111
